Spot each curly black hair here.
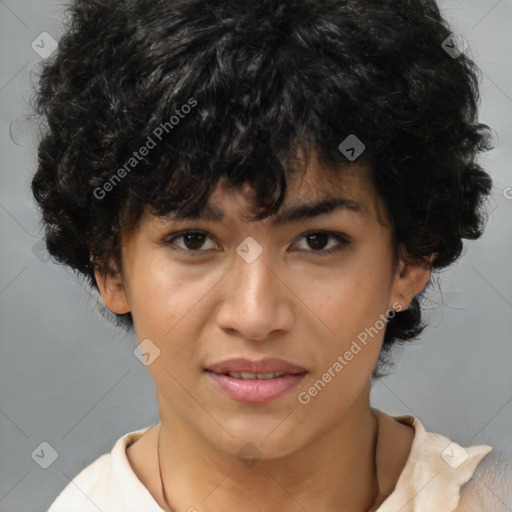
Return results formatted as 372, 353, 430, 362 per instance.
31, 0, 494, 378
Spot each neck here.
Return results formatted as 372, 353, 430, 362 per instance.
157, 389, 380, 512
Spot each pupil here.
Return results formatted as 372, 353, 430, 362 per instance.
307, 233, 328, 250
184, 233, 205, 250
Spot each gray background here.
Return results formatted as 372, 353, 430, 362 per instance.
1, 1, 511, 511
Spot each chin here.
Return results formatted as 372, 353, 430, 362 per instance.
206, 418, 308, 461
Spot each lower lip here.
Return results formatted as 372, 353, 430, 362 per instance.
206, 371, 307, 404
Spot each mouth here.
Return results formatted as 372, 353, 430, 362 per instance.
214, 371, 292, 379
205, 358, 308, 404
205, 357, 307, 375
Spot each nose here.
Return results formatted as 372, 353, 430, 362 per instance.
215, 248, 296, 341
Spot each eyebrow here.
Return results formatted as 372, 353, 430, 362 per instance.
269, 197, 364, 225
164, 197, 364, 225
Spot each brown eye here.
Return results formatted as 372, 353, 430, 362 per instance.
164, 231, 219, 253
305, 233, 330, 250
181, 232, 207, 250
292, 231, 350, 255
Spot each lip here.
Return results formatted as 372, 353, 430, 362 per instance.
205, 358, 307, 404
206, 357, 307, 374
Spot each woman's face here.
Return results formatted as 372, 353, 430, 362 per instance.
97, 160, 430, 458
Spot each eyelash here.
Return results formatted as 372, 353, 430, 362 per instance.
161, 230, 351, 256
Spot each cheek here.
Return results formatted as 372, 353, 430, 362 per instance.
294, 255, 392, 364
302, 265, 390, 331
124, 252, 198, 337
126, 253, 227, 355
297, 272, 387, 409
125, 256, 211, 386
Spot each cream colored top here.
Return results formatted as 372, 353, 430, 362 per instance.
47, 412, 493, 512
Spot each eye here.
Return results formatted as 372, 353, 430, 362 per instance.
291, 231, 350, 255
163, 231, 219, 253
161, 230, 350, 256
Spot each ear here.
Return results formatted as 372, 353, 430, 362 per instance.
93, 258, 131, 315
390, 254, 434, 311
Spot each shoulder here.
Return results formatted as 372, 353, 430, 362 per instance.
47, 426, 157, 512
48, 453, 120, 511
456, 447, 512, 512
372, 410, 499, 512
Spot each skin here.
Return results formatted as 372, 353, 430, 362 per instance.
95, 157, 431, 512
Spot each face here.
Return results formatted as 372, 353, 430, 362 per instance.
96, 158, 430, 459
